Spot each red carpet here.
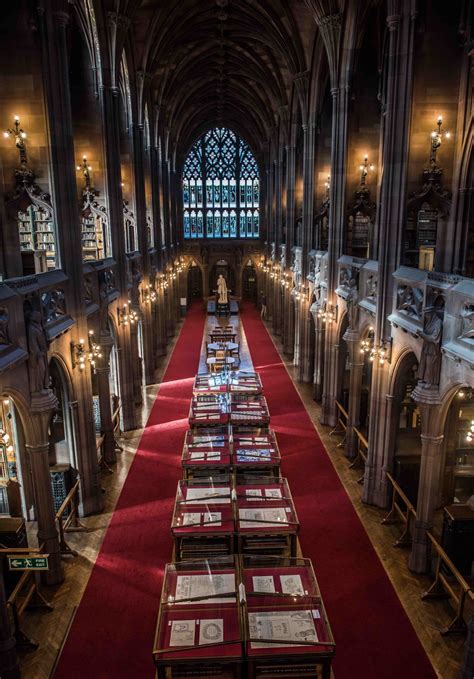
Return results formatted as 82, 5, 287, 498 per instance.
240, 303, 436, 679
54, 305, 205, 679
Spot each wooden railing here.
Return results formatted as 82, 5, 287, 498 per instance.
349, 427, 368, 484
0, 543, 52, 649
55, 479, 87, 556
330, 400, 348, 448
422, 531, 473, 636
112, 401, 123, 452
381, 472, 417, 547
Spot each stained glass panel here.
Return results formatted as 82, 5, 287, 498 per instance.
183, 127, 259, 238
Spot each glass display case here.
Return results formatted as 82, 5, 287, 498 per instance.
232, 428, 281, 480
193, 372, 263, 396
228, 372, 262, 395
171, 478, 235, 560
242, 556, 335, 679
235, 478, 299, 558
182, 428, 232, 480
189, 393, 229, 427
153, 557, 243, 678
229, 395, 270, 426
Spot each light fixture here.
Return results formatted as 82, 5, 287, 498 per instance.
360, 328, 375, 355
143, 284, 157, 303
429, 116, 451, 169
466, 420, 474, 443
4, 115, 27, 167
71, 338, 87, 370
77, 156, 92, 186
359, 155, 374, 187
368, 338, 392, 366
458, 388, 473, 400
317, 302, 337, 324
117, 302, 139, 326
87, 330, 102, 369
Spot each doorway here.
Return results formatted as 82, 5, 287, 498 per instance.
242, 261, 257, 301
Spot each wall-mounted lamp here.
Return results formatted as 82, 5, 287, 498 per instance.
87, 330, 102, 369
324, 175, 330, 200
458, 388, 473, 400
143, 284, 157, 304
71, 338, 87, 370
466, 420, 474, 443
368, 337, 392, 366
429, 116, 451, 169
4, 116, 27, 167
77, 156, 92, 187
317, 302, 337, 324
359, 155, 374, 188
360, 328, 375, 355
117, 301, 139, 326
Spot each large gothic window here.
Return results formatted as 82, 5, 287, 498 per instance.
182, 128, 259, 239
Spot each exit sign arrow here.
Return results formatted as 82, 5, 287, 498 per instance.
7, 555, 49, 571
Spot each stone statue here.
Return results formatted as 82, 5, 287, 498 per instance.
27, 310, 50, 393
418, 307, 443, 388
0, 308, 10, 346
217, 274, 228, 304
98, 275, 111, 338
346, 278, 359, 330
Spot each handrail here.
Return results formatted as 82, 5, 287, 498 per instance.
5, 542, 52, 649
55, 479, 87, 556
330, 400, 348, 447
349, 427, 369, 483
382, 472, 417, 547
422, 531, 472, 636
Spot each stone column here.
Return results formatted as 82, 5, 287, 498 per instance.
343, 329, 365, 458
312, 311, 325, 401
362, 4, 417, 505
408, 386, 444, 573
28, 391, 63, 585
0, 573, 19, 679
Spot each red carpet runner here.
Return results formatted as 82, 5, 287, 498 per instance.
240, 303, 436, 679
55, 305, 205, 678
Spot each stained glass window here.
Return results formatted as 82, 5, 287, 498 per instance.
182, 127, 259, 238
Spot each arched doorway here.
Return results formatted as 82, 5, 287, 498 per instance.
391, 353, 421, 504
442, 387, 474, 505
49, 358, 77, 469
0, 394, 30, 518
242, 260, 257, 301
187, 261, 203, 300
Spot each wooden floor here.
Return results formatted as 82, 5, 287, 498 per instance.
17, 308, 469, 679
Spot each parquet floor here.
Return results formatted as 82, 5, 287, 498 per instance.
17, 308, 469, 679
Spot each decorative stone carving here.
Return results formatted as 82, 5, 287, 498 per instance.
346, 279, 359, 330
84, 277, 94, 307
130, 261, 143, 308
41, 289, 66, 323
339, 266, 352, 290
397, 285, 423, 319
366, 275, 377, 301
459, 304, 474, 341
26, 310, 50, 394
98, 272, 112, 338
418, 307, 443, 389
0, 308, 10, 347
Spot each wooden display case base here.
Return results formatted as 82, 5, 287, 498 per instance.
248, 660, 331, 678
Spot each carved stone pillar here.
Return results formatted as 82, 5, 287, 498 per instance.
363, 392, 399, 507
0, 573, 19, 679
283, 292, 295, 357
408, 386, 444, 573
130, 323, 143, 407
28, 391, 63, 585
297, 302, 313, 383
343, 329, 364, 458
311, 305, 325, 401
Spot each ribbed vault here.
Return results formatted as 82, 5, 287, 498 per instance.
130, 0, 310, 159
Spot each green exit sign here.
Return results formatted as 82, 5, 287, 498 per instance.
8, 556, 49, 571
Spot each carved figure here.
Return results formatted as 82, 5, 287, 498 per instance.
27, 310, 50, 393
98, 274, 111, 338
418, 307, 443, 388
397, 285, 423, 319
366, 275, 377, 300
217, 274, 228, 304
0, 308, 10, 346
346, 278, 359, 330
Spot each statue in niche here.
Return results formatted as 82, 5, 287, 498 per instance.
459, 305, 474, 341
397, 285, 423, 319
217, 274, 228, 304
366, 275, 377, 300
0, 308, 10, 347
418, 307, 443, 389
346, 278, 359, 330
98, 274, 111, 338
27, 310, 50, 393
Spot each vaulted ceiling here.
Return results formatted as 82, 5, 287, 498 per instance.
130, 0, 315, 158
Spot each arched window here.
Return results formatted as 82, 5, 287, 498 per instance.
182, 127, 259, 239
